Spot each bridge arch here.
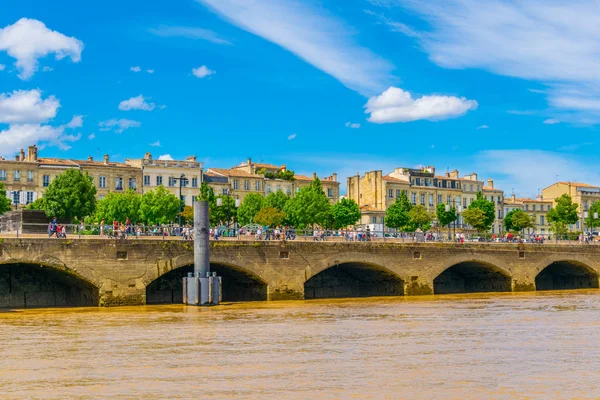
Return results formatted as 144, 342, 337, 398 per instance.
431, 256, 513, 294
304, 260, 405, 300
145, 254, 268, 303
535, 257, 600, 291
0, 258, 99, 308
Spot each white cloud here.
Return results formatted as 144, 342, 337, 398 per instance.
130, 66, 141, 72
345, 122, 361, 129
475, 150, 600, 198
0, 18, 83, 80
0, 124, 80, 155
118, 95, 156, 111
158, 154, 174, 161
507, 110, 536, 116
197, 0, 393, 96
477, 125, 489, 129
88, 133, 95, 140
365, 86, 478, 123
544, 118, 560, 125
98, 118, 141, 133
148, 25, 232, 45
386, 0, 600, 121
149, 140, 161, 147
42, 66, 53, 72
192, 65, 214, 79
0, 64, 5, 71
146, 69, 154, 74
287, 133, 296, 140
64, 115, 83, 129
0, 89, 60, 124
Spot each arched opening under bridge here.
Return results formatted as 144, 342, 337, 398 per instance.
146, 262, 268, 304
304, 262, 404, 299
0, 263, 98, 308
535, 261, 599, 291
434, 261, 512, 294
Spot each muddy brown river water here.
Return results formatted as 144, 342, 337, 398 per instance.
1, 291, 600, 399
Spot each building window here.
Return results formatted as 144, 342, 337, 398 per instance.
129, 178, 136, 190
222, 188, 228, 195
498, 197, 503, 204
26, 191, 34, 204
115, 177, 123, 191
168, 177, 176, 187
99, 195, 105, 200
429, 194, 433, 206
438, 194, 442, 204
156, 176, 163, 186
388, 189, 393, 198
525, 204, 529, 210
411, 192, 416, 205
181, 178, 188, 187
255, 181, 261, 191
295, 187, 300, 193
144, 175, 150, 186
266, 184, 271, 194
0, 170, 5, 181
286, 186, 291, 195
447, 195, 451, 204
99, 176, 106, 188
490, 196, 494, 203
463, 198, 467, 208
233, 180, 239, 190
532, 204, 536, 211
455, 196, 461, 206
328, 188, 333, 198
396, 189, 401, 198
192, 177, 198, 188
181, 195, 186, 205
27, 171, 34, 182
13, 191, 20, 204
498, 210, 502, 219
420, 193, 425, 205
244, 180, 249, 190
371, 216, 377, 224
540, 215, 545, 225
13, 170, 20, 181
43, 175, 50, 187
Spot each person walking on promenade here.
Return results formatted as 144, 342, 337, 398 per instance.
48, 217, 57, 238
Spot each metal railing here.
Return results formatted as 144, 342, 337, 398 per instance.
0, 222, 599, 245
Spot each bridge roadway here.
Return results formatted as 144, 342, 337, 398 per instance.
1, 238, 599, 308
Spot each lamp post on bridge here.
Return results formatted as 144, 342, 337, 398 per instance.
172, 173, 188, 228
216, 190, 240, 236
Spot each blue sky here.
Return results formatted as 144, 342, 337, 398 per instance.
1, 0, 599, 196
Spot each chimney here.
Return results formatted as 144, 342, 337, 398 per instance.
511, 193, 516, 202
312, 172, 317, 179
186, 155, 197, 162
536, 194, 543, 201
104, 154, 109, 164
487, 178, 494, 188
281, 164, 287, 172
14, 155, 19, 161
445, 172, 450, 177
88, 156, 93, 162
247, 157, 252, 165
144, 152, 152, 160
31, 145, 38, 161
333, 173, 337, 182
449, 169, 459, 179
27, 145, 36, 162
19, 148, 25, 161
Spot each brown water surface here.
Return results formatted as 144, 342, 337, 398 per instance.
1, 291, 600, 399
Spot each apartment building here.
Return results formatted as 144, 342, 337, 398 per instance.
503, 194, 553, 235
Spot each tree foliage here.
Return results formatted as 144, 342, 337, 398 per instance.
408, 205, 433, 230
237, 193, 264, 225
585, 201, 600, 231
213, 195, 239, 226
504, 209, 534, 232
264, 170, 295, 181
0, 183, 11, 215
92, 190, 141, 223
462, 208, 488, 231
330, 198, 361, 229
254, 207, 287, 227
547, 194, 579, 236
466, 191, 495, 231
436, 203, 457, 227
139, 185, 180, 225
26, 197, 47, 211
44, 169, 96, 221
385, 190, 413, 231
284, 178, 330, 228
179, 205, 194, 225
263, 190, 290, 211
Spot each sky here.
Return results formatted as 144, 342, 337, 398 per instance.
1, 0, 600, 197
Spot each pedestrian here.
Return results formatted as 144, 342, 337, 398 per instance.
48, 217, 57, 238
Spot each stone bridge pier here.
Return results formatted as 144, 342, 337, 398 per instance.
1, 239, 599, 307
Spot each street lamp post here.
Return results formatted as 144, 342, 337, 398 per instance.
173, 173, 188, 228
445, 201, 462, 241
216, 190, 240, 236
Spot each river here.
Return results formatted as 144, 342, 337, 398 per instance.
1, 291, 600, 399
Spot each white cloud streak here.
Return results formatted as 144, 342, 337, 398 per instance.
158, 154, 174, 161
0, 18, 83, 79
118, 95, 156, 111
130, 66, 141, 72
365, 86, 477, 123
149, 140, 161, 147
287, 133, 297, 140
98, 118, 141, 133
0, 89, 60, 124
197, 0, 393, 96
148, 25, 232, 45
345, 122, 361, 129
192, 65, 214, 79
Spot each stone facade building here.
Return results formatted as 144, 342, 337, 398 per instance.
503, 194, 553, 235
541, 181, 600, 231
125, 152, 203, 206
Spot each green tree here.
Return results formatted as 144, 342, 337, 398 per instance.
385, 190, 413, 231
237, 193, 264, 225
466, 191, 495, 232
254, 207, 287, 227
585, 201, 600, 232
44, 169, 96, 221
93, 190, 141, 223
547, 194, 579, 237
284, 178, 331, 227
197, 182, 223, 225
179, 205, 194, 225
263, 190, 290, 211
0, 183, 11, 215
408, 205, 434, 231
436, 203, 457, 231
504, 209, 534, 232
139, 185, 180, 225
330, 198, 361, 229
461, 208, 488, 232
213, 195, 239, 226
26, 197, 47, 211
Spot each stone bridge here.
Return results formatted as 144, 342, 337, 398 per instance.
1, 238, 600, 308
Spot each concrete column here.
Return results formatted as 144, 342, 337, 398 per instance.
194, 200, 210, 277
